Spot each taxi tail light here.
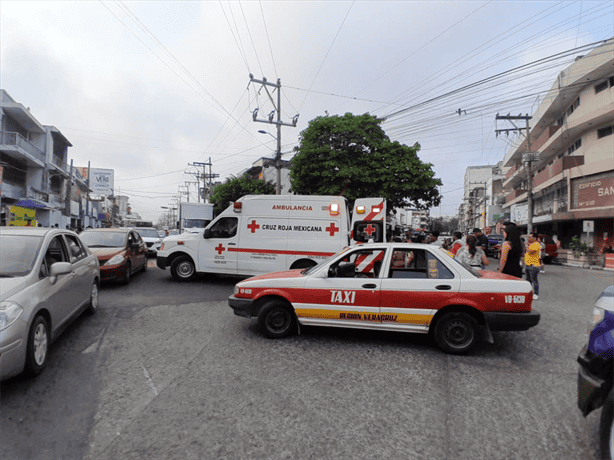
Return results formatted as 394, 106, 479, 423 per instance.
233, 202, 242, 213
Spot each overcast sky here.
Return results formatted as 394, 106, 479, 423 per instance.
2, 1, 613, 222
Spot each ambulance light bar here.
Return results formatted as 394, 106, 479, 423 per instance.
372, 206, 381, 213
329, 203, 340, 216
356, 205, 366, 214
233, 202, 242, 212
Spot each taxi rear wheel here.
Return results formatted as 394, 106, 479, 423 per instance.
258, 301, 295, 339
434, 312, 478, 355
600, 387, 614, 460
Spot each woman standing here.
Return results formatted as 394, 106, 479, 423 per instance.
456, 235, 489, 268
498, 225, 523, 278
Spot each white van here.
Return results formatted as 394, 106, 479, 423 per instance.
156, 195, 386, 280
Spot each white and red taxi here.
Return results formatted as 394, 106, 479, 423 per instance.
228, 242, 540, 354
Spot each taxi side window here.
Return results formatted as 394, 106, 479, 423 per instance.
65, 234, 87, 262
330, 249, 386, 278
389, 249, 427, 278
426, 252, 454, 279
210, 217, 238, 238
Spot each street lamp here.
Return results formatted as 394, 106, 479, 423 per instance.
258, 130, 282, 195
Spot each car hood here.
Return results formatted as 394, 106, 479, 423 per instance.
478, 270, 521, 281
90, 247, 124, 258
242, 269, 306, 283
0, 277, 28, 302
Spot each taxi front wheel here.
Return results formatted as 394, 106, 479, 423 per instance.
258, 301, 295, 339
434, 312, 478, 355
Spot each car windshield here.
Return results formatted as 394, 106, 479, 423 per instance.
80, 231, 126, 248
0, 235, 44, 277
136, 228, 160, 238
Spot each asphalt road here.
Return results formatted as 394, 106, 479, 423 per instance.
1, 258, 613, 460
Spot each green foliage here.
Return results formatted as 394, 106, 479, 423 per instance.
569, 236, 593, 255
290, 113, 441, 209
210, 175, 276, 215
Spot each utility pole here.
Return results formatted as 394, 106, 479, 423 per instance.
201, 157, 219, 203
249, 75, 299, 195
496, 113, 537, 234
188, 161, 210, 203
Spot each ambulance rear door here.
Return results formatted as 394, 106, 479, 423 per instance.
351, 198, 386, 244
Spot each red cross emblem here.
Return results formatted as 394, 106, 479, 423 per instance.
326, 222, 340, 236
247, 220, 260, 233
364, 224, 376, 236
215, 244, 226, 255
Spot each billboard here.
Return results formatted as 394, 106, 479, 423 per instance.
90, 168, 114, 195
9, 206, 37, 226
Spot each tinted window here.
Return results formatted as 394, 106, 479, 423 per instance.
209, 217, 238, 238
65, 234, 87, 261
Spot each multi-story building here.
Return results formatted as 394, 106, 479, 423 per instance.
240, 157, 292, 194
501, 39, 614, 250
460, 164, 505, 232
0, 89, 99, 228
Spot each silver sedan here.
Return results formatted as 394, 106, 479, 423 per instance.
0, 227, 100, 381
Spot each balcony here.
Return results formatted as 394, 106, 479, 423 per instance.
50, 154, 69, 175
0, 131, 46, 164
506, 189, 527, 204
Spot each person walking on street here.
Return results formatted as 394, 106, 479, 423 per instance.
456, 234, 489, 269
525, 233, 542, 300
498, 225, 523, 278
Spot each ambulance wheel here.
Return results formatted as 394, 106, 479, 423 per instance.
258, 301, 295, 339
434, 312, 478, 355
600, 387, 614, 460
171, 256, 195, 281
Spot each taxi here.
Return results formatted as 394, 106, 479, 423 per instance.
228, 242, 540, 354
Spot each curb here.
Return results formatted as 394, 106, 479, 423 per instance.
558, 262, 614, 272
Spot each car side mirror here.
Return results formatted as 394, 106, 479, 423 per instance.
49, 262, 72, 285
203, 228, 211, 239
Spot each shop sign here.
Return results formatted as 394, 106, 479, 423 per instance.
9, 206, 37, 226
572, 173, 614, 210
90, 168, 114, 196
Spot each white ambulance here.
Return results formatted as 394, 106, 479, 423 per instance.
156, 195, 386, 281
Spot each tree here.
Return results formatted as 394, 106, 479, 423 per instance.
290, 113, 441, 209
210, 175, 276, 215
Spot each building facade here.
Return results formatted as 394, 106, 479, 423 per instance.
0, 89, 100, 228
501, 39, 614, 250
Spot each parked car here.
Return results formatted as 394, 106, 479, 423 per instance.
229, 242, 540, 355
578, 285, 614, 460
79, 228, 147, 284
0, 227, 100, 381
486, 234, 504, 257
135, 227, 163, 257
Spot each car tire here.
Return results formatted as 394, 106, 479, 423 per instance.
86, 281, 99, 315
122, 262, 132, 285
258, 300, 295, 339
25, 315, 49, 377
600, 387, 614, 460
434, 312, 478, 355
171, 256, 195, 281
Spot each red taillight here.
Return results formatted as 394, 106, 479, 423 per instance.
177, 241, 184, 245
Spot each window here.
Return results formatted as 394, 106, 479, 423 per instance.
567, 138, 582, 155
209, 217, 238, 238
330, 249, 386, 278
388, 249, 453, 280
557, 115, 565, 126
595, 80, 609, 94
598, 126, 613, 139
65, 234, 87, 261
566, 97, 580, 116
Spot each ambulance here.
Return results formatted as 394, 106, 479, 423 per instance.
156, 195, 386, 281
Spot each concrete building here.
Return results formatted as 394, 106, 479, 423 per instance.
460, 164, 506, 232
240, 157, 292, 194
501, 39, 614, 250
0, 89, 100, 228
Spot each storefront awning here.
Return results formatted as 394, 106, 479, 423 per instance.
13, 199, 51, 209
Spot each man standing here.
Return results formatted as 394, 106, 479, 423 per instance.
473, 228, 489, 251
525, 233, 542, 300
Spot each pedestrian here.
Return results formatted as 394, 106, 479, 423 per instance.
538, 235, 546, 273
525, 233, 542, 300
498, 225, 523, 278
473, 228, 489, 251
456, 234, 489, 269
450, 231, 464, 255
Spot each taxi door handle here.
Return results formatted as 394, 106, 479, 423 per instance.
435, 285, 451, 290
362, 283, 377, 289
